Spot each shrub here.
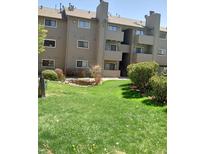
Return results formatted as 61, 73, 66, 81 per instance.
42, 69, 58, 81
149, 75, 167, 104
55, 68, 65, 81
90, 65, 102, 85
127, 61, 159, 92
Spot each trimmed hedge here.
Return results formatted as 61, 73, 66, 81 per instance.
127, 61, 159, 92
42, 70, 58, 81
149, 75, 167, 104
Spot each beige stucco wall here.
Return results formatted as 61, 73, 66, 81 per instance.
103, 70, 121, 77
38, 16, 67, 71
65, 17, 97, 70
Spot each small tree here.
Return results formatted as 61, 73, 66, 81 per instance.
90, 65, 102, 85
38, 24, 47, 54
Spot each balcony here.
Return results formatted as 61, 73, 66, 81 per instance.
135, 35, 154, 45
103, 70, 121, 77
104, 51, 122, 61
134, 53, 167, 66
119, 44, 130, 53
135, 53, 153, 62
105, 30, 124, 42
159, 38, 167, 49
156, 55, 167, 66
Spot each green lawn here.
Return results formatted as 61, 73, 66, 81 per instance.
39, 80, 167, 154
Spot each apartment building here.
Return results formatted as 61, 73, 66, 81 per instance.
38, 0, 167, 77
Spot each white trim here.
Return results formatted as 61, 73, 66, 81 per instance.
78, 19, 91, 29
44, 18, 57, 28
77, 40, 89, 49
75, 60, 89, 68
44, 39, 56, 48
41, 59, 55, 68
158, 49, 167, 55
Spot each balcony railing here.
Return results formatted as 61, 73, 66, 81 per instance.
106, 30, 124, 42
134, 53, 167, 66
135, 35, 154, 45
119, 44, 130, 53
104, 50, 122, 61
103, 70, 121, 77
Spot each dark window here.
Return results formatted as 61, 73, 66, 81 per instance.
111, 45, 117, 51
78, 41, 88, 48
77, 61, 83, 67
136, 47, 143, 53
44, 40, 56, 47
104, 63, 116, 70
42, 60, 54, 67
76, 60, 88, 68
45, 19, 57, 27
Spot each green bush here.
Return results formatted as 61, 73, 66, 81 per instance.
149, 75, 167, 104
127, 61, 159, 92
42, 69, 58, 81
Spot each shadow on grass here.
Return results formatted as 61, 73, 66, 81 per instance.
120, 83, 142, 99
120, 83, 166, 107
142, 98, 167, 107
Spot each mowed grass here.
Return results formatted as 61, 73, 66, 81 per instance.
39, 80, 167, 154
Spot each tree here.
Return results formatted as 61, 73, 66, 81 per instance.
38, 24, 47, 54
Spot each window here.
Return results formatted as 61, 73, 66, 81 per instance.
76, 60, 88, 68
78, 20, 90, 29
104, 62, 117, 70
110, 44, 117, 51
44, 39, 56, 48
108, 25, 120, 31
160, 32, 167, 39
135, 47, 144, 53
41, 59, 55, 68
136, 30, 144, 35
158, 49, 166, 55
44, 18, 57, 28
77, 40, 89, 49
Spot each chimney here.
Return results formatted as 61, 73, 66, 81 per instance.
150, 11, 155, 15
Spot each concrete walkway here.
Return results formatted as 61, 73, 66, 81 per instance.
66, 77, 129, 81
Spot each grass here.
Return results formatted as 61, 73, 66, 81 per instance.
39, 80, 167, 154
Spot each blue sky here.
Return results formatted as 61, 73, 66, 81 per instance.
39, 0, 167, 27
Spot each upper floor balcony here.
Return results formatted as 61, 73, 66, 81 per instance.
159, 38, 167, 49
105, 30, 124, 42
104, 50, 122, 61
119, 44, 130, 53
134, 53, 167, 66
135, 34, 154, 45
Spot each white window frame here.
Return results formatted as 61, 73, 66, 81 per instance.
77, 40, 89, 49
158, 49, 166, 55
78, 19, 91, 29
135, 47, 144, 53
108, 24, 121, 32
44, 39, 56, 48
76, 60, 88, 68
41, 59, 55, 68
44, 18, 57, 28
